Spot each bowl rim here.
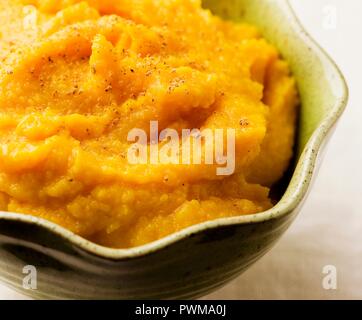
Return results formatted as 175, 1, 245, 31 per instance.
0, 0, 349, 260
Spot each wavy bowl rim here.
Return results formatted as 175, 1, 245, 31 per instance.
0, 0, 349, 260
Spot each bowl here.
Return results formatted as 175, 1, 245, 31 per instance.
0, 0, 348, 299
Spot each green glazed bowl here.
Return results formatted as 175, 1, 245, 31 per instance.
0, 0, 348, 299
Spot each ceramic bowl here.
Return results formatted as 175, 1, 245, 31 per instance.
0, 0, 348, 299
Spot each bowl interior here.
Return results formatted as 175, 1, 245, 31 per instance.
203, 0, 347, 156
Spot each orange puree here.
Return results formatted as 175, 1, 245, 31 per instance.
0, 0, 298, 248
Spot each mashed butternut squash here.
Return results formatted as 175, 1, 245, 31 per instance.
0, 0, 298, 248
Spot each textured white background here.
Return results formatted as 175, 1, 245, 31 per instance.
1, 0, 362, 300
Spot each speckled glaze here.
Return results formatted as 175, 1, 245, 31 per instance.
0, 0, 348, 299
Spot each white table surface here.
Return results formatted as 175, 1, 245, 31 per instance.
1, 0, 361, 300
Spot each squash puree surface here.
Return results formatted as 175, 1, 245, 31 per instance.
0, 0, 298, 248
